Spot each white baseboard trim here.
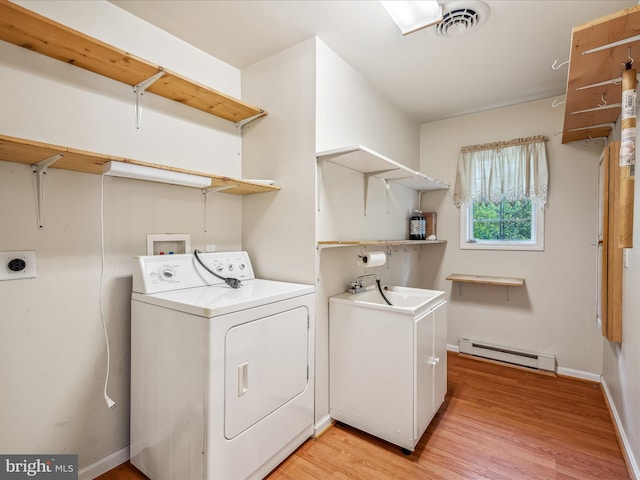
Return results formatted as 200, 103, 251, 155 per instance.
314, 414, 333, 438
556, 367, 601, 383
602, 377, 640, 480
447, 344, 459, 353
78, 446, 129, 480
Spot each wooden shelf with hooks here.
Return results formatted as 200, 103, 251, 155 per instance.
561, 5, 640, 144
318, 240, 447, 249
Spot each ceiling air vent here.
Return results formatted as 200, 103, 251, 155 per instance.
435, 1, 489, 37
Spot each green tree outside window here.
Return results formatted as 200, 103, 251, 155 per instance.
471, 200, 532, 241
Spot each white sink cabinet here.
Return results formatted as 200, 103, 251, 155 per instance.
329, 290, 447, 452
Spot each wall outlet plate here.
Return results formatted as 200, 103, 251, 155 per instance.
0, 251, 37, 281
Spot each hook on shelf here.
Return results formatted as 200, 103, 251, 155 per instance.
598, 94, 608, 108
551, 59, 570, 70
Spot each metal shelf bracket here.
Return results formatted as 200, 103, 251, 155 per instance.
202, 185, 238, 232
134, 70, 167, 130
235, 111, 267, 129
363, 169, 396, 216
32, 154, 64, 229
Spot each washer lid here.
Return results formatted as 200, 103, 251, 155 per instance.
132, 278, 314, 317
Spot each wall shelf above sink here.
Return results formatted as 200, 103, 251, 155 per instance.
316, 145, 449, 191
316, 145, 449, 215
318, 239, 446, 250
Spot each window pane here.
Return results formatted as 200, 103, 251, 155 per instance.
472, 200, 532, 241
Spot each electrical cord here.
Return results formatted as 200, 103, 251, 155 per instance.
193, 249, 242, 289
100, 174, 116, 409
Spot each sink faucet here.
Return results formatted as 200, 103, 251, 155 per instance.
349, 274, 379, 293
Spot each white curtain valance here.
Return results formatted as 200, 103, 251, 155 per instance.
453, 135, 549, 207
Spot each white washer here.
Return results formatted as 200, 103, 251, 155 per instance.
130, 252, 315, 480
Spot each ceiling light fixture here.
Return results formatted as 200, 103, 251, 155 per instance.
380, 0, 443, 36
102, 161, 211, 188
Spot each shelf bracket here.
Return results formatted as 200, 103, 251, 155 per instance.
235, 111, 267, 129
363, 169, 396, 216
234, 111, 267, 172
134, 70, 167, 130
32, 154, 64, 229
202, 185, 238, 232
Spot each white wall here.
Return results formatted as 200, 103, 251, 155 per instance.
419, 98, 604, 375
602, 117, 640, 476
241, 39, 317, 284
0, 0, 242, 469
315, 40, 419, 169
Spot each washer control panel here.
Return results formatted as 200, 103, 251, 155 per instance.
133, 251, 255, 294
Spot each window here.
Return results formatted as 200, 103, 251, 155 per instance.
454, 135, 548, 251
460, 198, 544, 250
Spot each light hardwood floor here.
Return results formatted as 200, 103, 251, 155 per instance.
97, 352, 630, 480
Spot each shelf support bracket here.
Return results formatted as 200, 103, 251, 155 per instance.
363, 169, 396, 216
234, 111, 267, 171
32, 154, 64, 229
134, 70, 167, 130
235, 111, 267, 129
202, 185, 238, 232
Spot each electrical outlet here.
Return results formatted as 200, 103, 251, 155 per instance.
0, 251, 37, 281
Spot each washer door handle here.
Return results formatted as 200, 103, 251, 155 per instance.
238, 362, 249, 397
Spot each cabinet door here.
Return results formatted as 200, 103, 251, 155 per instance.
433, 301, 448, 410
414, 309, 435, 440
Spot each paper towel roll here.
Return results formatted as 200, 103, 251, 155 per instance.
358, 251, 386, 267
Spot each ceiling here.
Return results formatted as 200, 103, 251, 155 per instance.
109, 0, 637, 124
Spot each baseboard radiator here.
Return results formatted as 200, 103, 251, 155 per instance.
459, 338, 556, 373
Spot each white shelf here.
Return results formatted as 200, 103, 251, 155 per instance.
316, 145, 449, 192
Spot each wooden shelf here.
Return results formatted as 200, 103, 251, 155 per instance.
0, 0, 265, 123
318, 240, 447, 249
446, 274, 524, 287
0, 134, 279, 195
316, 145, 449, 192
561, 5, 640, 144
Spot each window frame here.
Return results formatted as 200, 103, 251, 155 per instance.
459, 198, 545, 251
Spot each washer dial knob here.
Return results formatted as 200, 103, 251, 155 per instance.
160, 267, 176, 281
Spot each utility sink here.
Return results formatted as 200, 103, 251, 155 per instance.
330, 285, 445, 317
329, 284, 448, 451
